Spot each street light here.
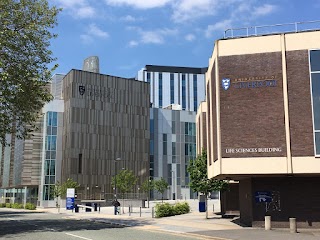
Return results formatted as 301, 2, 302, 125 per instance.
148, 168, 153, 208
114, 157, 121, 201
171, 170, 176, 200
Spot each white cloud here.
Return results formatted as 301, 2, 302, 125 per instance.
54, 0, 96, 18
185, 34, 195, 41
105, 0, 172, 9
205, 19, 232, 38
88, 24, 109, 38
252, 4, 277, 17
80, 34, 93, 44
121, 15, 136, 22
128, 27, 178, 45
81, 24, 109, 44
128, 40, 139, 47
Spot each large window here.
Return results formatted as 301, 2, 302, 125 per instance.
310, 50, 320, 156
182, 74, 186, 110
43, 111, 58, 200
193, 74, 198, 111
159, 73, 163, 107
170, 73, 174, 104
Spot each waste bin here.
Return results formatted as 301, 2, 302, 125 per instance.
199, 201, 206, 212
85, 203, 92, 212
94, 203, 98, 212
74, 204, 79, 213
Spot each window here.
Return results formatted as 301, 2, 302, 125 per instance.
163, 134, 167, 155
182, 74, 186, 110
193, 74, 198, 111
310, 50, 320, 156
147, 72, 151, 83
78, 154, 82, 174
159, 73, 163, 107
170, 73, 174, 104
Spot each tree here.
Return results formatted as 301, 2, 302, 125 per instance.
112, 169, 138, 212
154, 178, 169, 203
0, 0, 60, 146
141, 178, 154, 208
187, 149, 229, 218
54, 178, 80, 212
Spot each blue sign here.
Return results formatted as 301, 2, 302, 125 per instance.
221, 78, 231, 91
66, 197, 74, 210
255, 191, 272, 203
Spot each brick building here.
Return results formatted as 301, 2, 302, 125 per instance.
201, 25, 320, 227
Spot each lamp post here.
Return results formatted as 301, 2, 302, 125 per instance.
171, 170, 176, 200
114, 157, 121, 201
148, 168, 153, 208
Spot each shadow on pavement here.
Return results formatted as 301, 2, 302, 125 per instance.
0, 209, 153, 238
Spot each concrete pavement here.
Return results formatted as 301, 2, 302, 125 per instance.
38, 200, 320, 240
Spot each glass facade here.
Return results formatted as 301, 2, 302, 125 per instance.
193, 74, 198, 111
310, 50, 320, 156
159, 73, 163, 107
43, 111, 58, 200
182, 74, 186, 110
170, 73, 174, 104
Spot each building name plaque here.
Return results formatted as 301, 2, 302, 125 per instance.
225, 147, 282, 154
222, 75, 278, 91
78, 85, 114, 101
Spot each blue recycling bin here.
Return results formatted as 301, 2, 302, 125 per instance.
199, 201, 206, 212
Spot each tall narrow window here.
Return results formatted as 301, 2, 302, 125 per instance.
170, 73, 174, 104
78, 153, 82, 174
193, 74, 198, 111
310, 50, 320, 156
147, 72, 151, 83
159, 73, 163, 107
182, 74, 186, 110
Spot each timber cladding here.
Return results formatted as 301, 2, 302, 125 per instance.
218, 52, 287, 158
61, 69, 150, 194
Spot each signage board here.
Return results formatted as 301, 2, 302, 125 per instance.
66, 188, 75, 210
255, 191, 272, 203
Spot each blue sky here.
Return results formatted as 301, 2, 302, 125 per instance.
50, 0, 320, 78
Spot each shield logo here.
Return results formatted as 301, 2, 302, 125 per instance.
79, 85, 85, 95
221, 78, 231, 91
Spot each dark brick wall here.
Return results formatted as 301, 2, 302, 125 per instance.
211, 64, 217, 162
218, 52, 287, 158
251, 177, 320, 228
239, 178, 253, 226
287, 50, 314, 156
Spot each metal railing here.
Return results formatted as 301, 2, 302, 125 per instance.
224, 20, 320, 39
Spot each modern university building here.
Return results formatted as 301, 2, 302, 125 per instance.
198, 22, 320, 227
0, 57, 150, 207
137, 65, 207, 200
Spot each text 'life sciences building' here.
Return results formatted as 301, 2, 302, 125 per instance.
204, 25, 320, 227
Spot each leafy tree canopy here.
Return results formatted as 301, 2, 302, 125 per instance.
0, 0, 60, 145
154, 178, 169, 202
54, 178, 80, 198
141, 178, 154, 193
111, 169, 138, 195
187, 149, 229, 196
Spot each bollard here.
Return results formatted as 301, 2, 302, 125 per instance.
289, 218, 297, 233
212, 204, 214, 213
129, 206, 131, 216
265, 216, 271, 230
152, 207, 154, 218
140, 207, 142, 217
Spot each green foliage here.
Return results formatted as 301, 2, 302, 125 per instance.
5, 203, 12, 208
111, 169, 138, 195
25, 202, 36, 210
154, 178, 169, 202
174, 202, 190, 215
12, 203, 23, 209
155, 202, 190, 218
0, 203, 6, 207
141, 178, 154, 193
54, 178, 80, 198
187, 149, 229, 196
0, 0, 61, 145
